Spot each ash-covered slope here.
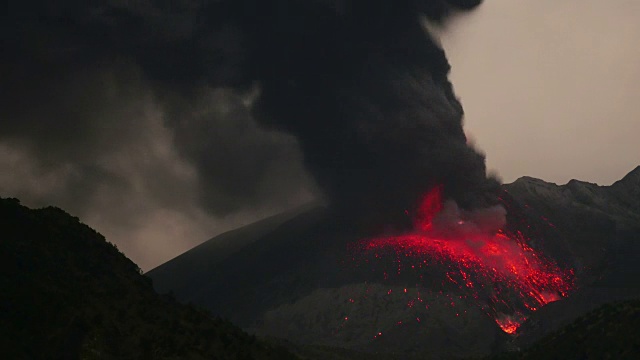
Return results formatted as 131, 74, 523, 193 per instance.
149, 202, 505, 358
148, 166, 640, 358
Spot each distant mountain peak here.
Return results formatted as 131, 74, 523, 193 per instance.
509, 165, 640, 190
615, 165, 640, 186
512, 175, 554, 184
566, 178, 599, 187
509, 176, 558, 190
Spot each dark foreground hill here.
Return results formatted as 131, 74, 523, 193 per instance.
493, 299, 640, 359
0, 198, 297, 360
148, 166, 640, 358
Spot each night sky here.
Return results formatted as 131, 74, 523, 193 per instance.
2, 0, 638, 270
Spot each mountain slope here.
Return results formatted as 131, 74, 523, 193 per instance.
494, 299, 640, 359
0, 198, 297, 360
148, 166, 640, 358
150, 202, 320, 298
500, 166, 640, 347
503, 165, 640, 280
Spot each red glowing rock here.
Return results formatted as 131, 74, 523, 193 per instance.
355, 186, 575, 334
496, 316, 520, 335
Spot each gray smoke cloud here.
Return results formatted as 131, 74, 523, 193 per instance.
1, 0, 498, 266
432, 201, 507, 237
1, 1, 315, 269
242, 0, 499, 228
0, 57, 313, 269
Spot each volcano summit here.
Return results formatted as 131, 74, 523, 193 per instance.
148, 167, 640, 358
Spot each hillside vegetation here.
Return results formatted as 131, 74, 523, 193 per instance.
0, 198, 297, 360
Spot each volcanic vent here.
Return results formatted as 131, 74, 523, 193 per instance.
350, 186, 575, 334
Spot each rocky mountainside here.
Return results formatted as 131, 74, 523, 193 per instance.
148, 166, 640, 358
499, 166, 640, 349
0, 198, 297, 360
493, 299, 640, 359
503, 166, 640, 280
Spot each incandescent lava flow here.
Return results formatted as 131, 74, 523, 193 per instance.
351, 186, 575, 334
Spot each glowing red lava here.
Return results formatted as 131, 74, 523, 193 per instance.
354, 187, 574, 334
495, 316, 520, 335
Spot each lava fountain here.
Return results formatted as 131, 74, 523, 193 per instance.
351, 186, 575, 334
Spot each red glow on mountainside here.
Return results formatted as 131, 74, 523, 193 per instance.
353, 187, 575, 334
496, 317, 520, 335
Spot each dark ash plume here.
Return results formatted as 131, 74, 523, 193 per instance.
2, 0, 498, 236
239, 0, 500, 227
1, 0, 312, 219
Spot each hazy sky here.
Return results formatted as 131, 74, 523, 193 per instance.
440, 0, 640, 185
1, 0, 639, 271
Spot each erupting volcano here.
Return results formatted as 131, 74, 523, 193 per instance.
352, 186, 575, 334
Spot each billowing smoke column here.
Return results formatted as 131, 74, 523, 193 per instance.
2, 0, 496, 228
236, 0, 500, 227
2, 0, 495, 228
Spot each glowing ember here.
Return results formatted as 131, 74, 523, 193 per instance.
495, 315, 520, 335
352, 187, 574, 334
